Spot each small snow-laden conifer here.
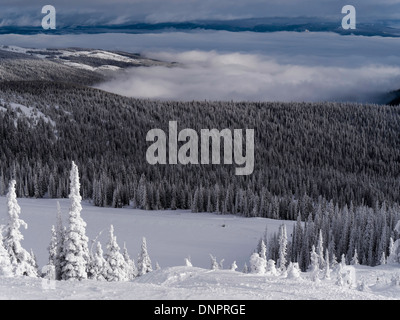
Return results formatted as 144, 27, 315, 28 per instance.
3, 180, 37, 277
209, 254, 219, 270
48, 225, 58, 267
88, 241, 108, 281
324, 249, 331, 280
287, 262, 301, 279
137, 237, 153, 275
105, 225, 129, 282
249, 252, 266, 274
122, 242, 137, 280
184, 257, 193, 267
0, 228, 12, 277
316, 230, 325, 270
155, 262, 161, 270
266, 259, 278, 276
350, 249, 359, 265
310, 245, 319, 282
242, 262, 248, 274
260, 240, 267, 261
340, 253, 347, 267
230, 261, 238, 271
31, 249, 39, 271
336, 264, 344, 287
219, 258, 225, 270
388, 237, 399, 264
331, 253, 338, 270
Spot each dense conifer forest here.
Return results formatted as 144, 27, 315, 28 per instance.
0, 80, 400, 219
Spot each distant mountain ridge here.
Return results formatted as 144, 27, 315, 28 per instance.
1, 17, 399, 37
0, 45, 174, 85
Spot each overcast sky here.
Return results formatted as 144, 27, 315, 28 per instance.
0, 0, 400, 26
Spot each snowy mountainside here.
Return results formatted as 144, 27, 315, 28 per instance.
0, 100, 55, 128
0, 45, 172, 85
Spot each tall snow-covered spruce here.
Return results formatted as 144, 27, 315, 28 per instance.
61, 162, 90, 280
3, 180, 37, 277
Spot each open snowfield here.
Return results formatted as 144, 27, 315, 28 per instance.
0, 197, 282, 270
1, 264, 400, 300
0, 197, 400, 300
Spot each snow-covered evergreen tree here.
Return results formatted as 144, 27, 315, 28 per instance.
310, 245, 319, 282
266, 259, 278, 276
316, 230, 325, 269
379, 252, 386, 265
3, 180, 37, 277
210, 254, 219, 270
287, 262, 301, 279
219, 258, 225, 270
0, 228, 12, 277
184, 257, 193, 267
30, 249, 39, 272
242, 262, 248, 274
48, 225, 58, 267
350, 249, 359, 265
388, 236, 398, 264
61, 162, 90, 280
249, 252, 266, 274
55, 201, 64, 280
137, 237, 152, 275
278, 224, 288, 271
260, 240, 267, 261
324, 248, 331, 280
88, 241, 108, 281
340, 253, 347, 267
230, 261, 238, 271
335, 264, 344, 287
104, 225, 129, 282
122, 242, 137, 280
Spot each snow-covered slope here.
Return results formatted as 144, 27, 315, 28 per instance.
1, 265, 400, 300
0, 100, 56, 128
0, 197, 400, 300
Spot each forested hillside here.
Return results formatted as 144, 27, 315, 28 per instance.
0, 46, 173, 85
0, 80, 400, 220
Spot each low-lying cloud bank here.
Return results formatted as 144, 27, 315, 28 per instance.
96, 50, 400, 103
1, 31, 399, 103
